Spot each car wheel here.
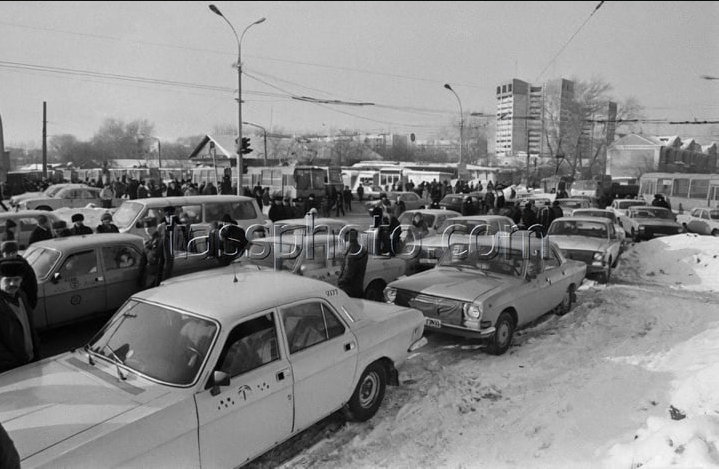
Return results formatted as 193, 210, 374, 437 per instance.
487, 311, 515, 356
556, 284, 575, 316
712, 229, 719, 237
364, 280, 386, 302
345, 362, 386, 422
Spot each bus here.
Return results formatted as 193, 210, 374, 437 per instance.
639, 172, 719, 211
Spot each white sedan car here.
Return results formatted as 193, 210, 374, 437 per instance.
0, 270, 426, 468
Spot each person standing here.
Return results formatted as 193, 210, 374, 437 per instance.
99, 184, 114, 209
139, 218, 164, 289
0, 241, 38, 312
158, 206, 178, 281
96, 212, 120, 233
3, 219, 17, 242
356, 184, 364, 202
69, 214, 93, 236
0, 259, 40, 374
28, 214, 54, 246
337, 229, 368, 299
343, 185, 353, 212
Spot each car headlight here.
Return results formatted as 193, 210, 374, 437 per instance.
593, 252, 603, 261
638, 225, 645, 231
463, 303, 482, 319
384, 287, 397, 303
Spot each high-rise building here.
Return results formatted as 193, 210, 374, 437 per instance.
495, 77, 577, 158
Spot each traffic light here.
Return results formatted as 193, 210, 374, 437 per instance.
241, 137, 252, 155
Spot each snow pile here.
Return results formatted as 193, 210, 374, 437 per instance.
616, 233, 719, 292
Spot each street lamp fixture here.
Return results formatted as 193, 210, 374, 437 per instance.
444, 83, 464, 173
209, 4, 266, 195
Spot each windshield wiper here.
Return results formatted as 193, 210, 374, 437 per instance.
104, 345, 127, 381
83, 344, 95, 366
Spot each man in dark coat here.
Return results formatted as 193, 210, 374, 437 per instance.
96, 212, 120, 233
0, 241, 38, 311
0, 259, 40, 374
28, 214, 54, 246
158, 206, 178, 280
139, 218, 164, 289
337, 229, 368, 298
69, 213, 93, 236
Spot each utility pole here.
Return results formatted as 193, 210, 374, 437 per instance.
42, 101, 47, 179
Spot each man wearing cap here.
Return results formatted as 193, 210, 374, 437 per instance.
96, 212, 119, 233
52, 220, 71, 237
139, 218, 164, 289
0, 241, 38, 311
69, 213, 93, 236
0, 259, 40, 373
28, 214, 54, 246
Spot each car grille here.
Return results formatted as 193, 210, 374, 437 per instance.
562, 249, 594, 264
395, 290, 463, 325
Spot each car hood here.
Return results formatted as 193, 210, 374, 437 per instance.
0, 352, 172, 460
392, 268, 515, 302
548, 235, 610, 251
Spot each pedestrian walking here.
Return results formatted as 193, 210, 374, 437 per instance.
337, 229, 368, 298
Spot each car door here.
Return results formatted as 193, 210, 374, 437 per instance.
543, 247, 570, 308
42, 248, 107, 327
280, 299, 358, 431
100, 244, 143, 309
195, 311, 293, 467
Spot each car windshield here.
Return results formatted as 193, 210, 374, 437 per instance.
88, 300, 218, 386
438, 243, 525, 277
548, 220, 608, 238
45, 185, 65, 197
631, 208, 674, 219
113, 201, 144, 229
24, 246, 62, 279
618, 201, 644, 209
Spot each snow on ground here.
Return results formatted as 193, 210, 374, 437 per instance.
248, 234, 719, 469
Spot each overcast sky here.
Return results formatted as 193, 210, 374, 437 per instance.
1, 1, 718, 147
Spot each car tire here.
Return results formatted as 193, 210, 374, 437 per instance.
712, 229, 719, 237
364, 280, 386, 302
556, 284, 575, 316
346, 362, 386, 422
487, 311, 515, 356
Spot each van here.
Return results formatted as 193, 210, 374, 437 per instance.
112, 195, 268, 238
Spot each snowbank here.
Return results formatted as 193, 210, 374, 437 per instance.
615, 233, 719, 292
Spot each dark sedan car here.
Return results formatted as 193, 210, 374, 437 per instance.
438, 191, 484, 214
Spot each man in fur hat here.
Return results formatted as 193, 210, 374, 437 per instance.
0, 259, 40, 373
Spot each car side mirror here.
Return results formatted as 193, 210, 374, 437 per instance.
52, 272, 61, 283
209, 370, 231, 396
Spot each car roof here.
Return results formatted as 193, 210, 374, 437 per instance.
28, 233, 145, 249
0, 210, 62, 219
135, 270, 339, 322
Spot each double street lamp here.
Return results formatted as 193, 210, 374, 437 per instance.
444, 84, 464, 173
209, 4, 266, 195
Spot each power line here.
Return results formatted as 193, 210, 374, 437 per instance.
536, 1, 605, 81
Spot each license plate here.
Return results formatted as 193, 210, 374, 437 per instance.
425, 318, 442, 328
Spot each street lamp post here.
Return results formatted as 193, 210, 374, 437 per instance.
242, 121, 268, 166
444, 84, 464, 176
209, 4, 266, 195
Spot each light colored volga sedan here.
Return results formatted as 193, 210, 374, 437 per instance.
385, 232, 586, 355
0, 270, 426, 468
